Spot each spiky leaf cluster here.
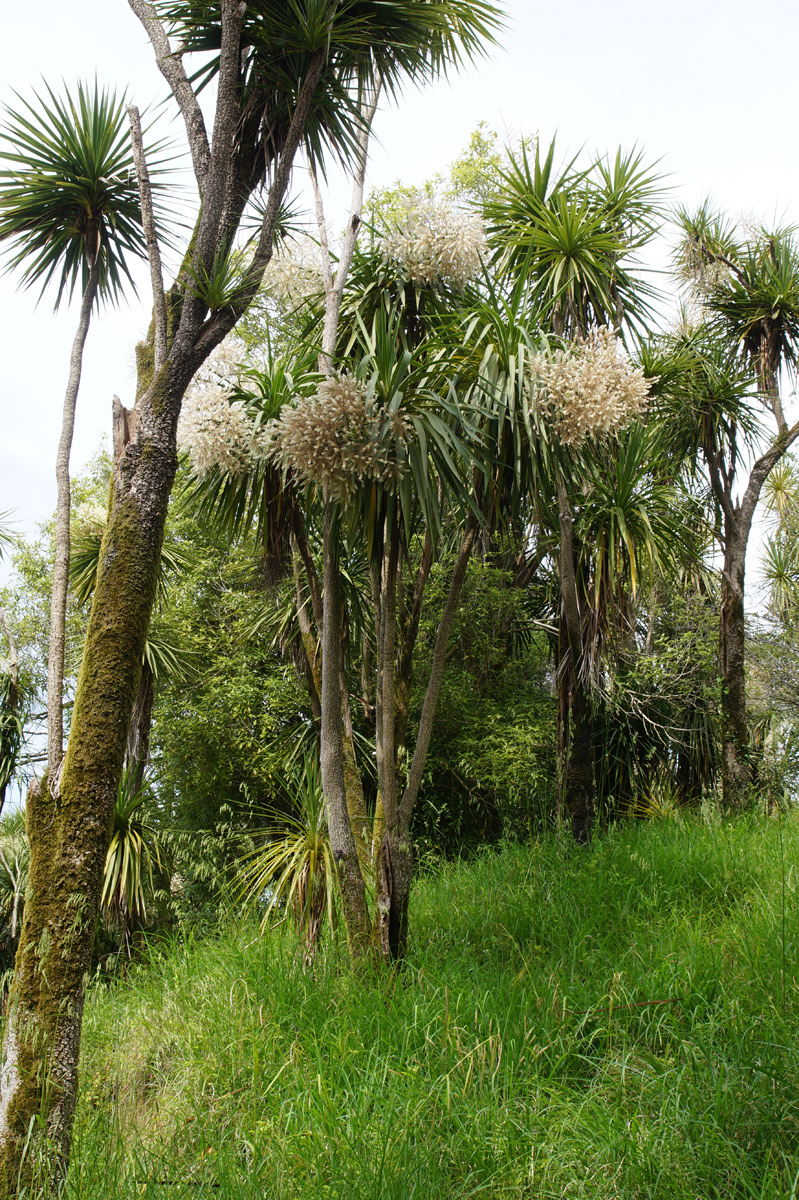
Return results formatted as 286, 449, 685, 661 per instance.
380, 198, 486, 288
0, 80, 158, 307
532, 327, 651, 446
262, 374, 409, 503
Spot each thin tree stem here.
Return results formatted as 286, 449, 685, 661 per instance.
128, 105, 167, 372
46, 257, 101, 784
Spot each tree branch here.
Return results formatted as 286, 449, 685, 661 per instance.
192, 46, 328, 367
741, 419, 799, 527
127, 0, 210, 191
128, 105, 167, 372
399, 518, 476, 827
704, 440, 738, 532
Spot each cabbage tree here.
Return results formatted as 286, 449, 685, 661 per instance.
0, 82, 154, 785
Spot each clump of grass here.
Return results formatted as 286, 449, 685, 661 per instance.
66, 816, 799, 1198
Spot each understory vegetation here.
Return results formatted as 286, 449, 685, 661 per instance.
66, 817, 799, 1199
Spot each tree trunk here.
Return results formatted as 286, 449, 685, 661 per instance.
373, 521, 476, 963
291, 535, 369, 865
555, 473, 595, 841
0, 9, 329, 1186
565, 678, 594, 843
0, 369, 175, 1189
47, 258, 101, 784
0, 609, 20, 817
319, 511, 370, 954
126, 656, 155, 792
719, 536, 750, 811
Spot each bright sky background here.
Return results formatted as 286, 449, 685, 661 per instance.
2, 0, 798, 581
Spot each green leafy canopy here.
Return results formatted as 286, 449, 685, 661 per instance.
0, 79, 165, 308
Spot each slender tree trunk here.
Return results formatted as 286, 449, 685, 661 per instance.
564, 678, 594, 842
319, 511, 370, 954
291, 534, 369, 863
46, 258, 101, 785
0, 608, 19, 818
719, 533, 750, 811
373, 521, 476, 962
555, 474, 595, 841
126, 657, 155, 792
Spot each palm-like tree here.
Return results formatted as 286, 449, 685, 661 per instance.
237, 753, 336, 964
658, 211, 799, 809
0, 81, 154, 783
484, 140, 666, 839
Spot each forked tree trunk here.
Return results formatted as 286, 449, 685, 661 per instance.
47, 256, 102, 784
373, 521, 476, 962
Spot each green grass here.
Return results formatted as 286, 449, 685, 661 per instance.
66, 816, 799, 1198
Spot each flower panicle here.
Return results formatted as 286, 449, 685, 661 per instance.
380, 199, 486, 289
260, 374, 410, 504
530, 327, 653, 446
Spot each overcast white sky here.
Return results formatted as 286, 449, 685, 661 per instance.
2, 0, 798, 572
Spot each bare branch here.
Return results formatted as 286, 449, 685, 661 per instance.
705, 441, 738, 531
313, 73, 382, 371
127, 0, 210, 190
128, 105, 167, 372
192, 47, 328, 366
203, 0, 247, 226
310, 164, 335, 302
741, 419, 799, 526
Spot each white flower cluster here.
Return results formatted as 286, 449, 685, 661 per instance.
261, 374, 408, 504
380, 199, 486, 288
531, 327, 651, 447
178, 381, 255, 476
178, 336, 257, 475
263, 235, 324, 307
72, 501, 107, 537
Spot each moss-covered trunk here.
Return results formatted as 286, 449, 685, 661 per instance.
0, 377, 176, 1189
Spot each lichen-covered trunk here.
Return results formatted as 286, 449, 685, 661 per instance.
0, 360, 178, 1193
719, 538, 750, 812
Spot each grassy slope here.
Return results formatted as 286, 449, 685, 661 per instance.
70, 817, 799, 1198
